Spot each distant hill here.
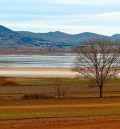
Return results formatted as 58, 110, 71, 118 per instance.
112, 34, 120, 39
18, 31, 109, 45
0, 25, 119, 51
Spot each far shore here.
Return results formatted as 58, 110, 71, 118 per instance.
0, 50, 75, 55
0, 67, 79, 78
0, 67, 119, 78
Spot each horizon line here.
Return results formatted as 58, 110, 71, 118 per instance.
0, 24, 119, 37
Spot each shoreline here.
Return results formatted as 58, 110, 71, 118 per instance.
0, 67, 78, 78
0, 67, 119, 78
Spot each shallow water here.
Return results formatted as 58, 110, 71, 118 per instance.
0, 54, 119, 68
0, 54, 76, 68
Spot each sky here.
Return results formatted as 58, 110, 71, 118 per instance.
0, 0, 120, 35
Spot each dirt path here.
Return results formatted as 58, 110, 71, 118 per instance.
0, 115, 120, 129
0, 103, 120, 109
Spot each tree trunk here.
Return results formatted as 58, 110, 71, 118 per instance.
99, 86, 104, 98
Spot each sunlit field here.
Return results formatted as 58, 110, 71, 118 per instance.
0, 98, 120, 129
0, 78, 120, 129
0, 78, 120, 100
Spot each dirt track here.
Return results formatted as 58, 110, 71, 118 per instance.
0, 103, 120, 109
0, 115, 120, 129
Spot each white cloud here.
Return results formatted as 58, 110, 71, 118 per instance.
1, 20, 120, 36
1, 11, 120, 29
1, 11, 120, 21
1, 0, 120, 35
98, 12, 120, 20
57, 0, 120, 5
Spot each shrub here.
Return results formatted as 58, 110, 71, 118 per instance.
22, 94, 55, 100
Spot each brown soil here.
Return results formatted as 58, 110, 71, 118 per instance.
0, 115, 120, 129
0, 103, 120, 109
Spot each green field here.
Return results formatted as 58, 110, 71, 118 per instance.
0, 98, 120, 120
6, 78, 120, 87
0, 78, 120, 99
0, 77, 120, 120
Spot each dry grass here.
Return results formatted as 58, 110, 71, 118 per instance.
1, 115, 120, 129
0, 97, 120, 120
0, 78, 120, 99
0, 95, 120, 128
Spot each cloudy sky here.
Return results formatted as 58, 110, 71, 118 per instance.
0, 0, 120, 35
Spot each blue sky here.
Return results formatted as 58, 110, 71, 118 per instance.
0, 0, 120, 35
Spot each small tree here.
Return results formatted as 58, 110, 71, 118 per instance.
74, 39, 120, 97
54, 78, 69, 98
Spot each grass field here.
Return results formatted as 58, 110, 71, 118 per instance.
0, 98, 120, 129
0, 97, 120, 120
0, 78, 120, 128
6, 77, 120, 87
0, 78, 120, 99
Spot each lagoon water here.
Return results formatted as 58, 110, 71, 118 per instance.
0, 54, 76, 68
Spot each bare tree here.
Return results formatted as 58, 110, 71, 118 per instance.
54, 78, 69, 98
74, 39, 120, 97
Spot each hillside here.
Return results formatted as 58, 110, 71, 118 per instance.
0, 25, 119, 51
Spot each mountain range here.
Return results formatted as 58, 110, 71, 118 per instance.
0, 25, 120, 51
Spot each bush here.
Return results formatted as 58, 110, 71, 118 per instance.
0, 78, 18, 86
22, 94, 55, 100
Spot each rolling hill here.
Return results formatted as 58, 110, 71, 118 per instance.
0, 25, 119, 51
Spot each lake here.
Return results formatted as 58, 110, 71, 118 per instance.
0, 54, 76, 68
